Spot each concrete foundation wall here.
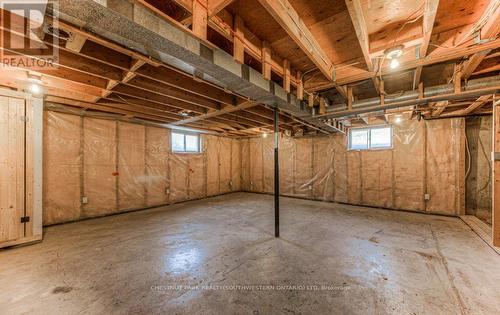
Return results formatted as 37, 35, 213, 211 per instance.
43, 110, 240, 225
465, 116, 492, 223
241, 118, 466, 216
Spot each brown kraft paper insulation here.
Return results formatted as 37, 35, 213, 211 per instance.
241, 118, 464, 215
43, 112, 82, 224
188, 152, 206, 200
312, 136, 335, 201
279, 135, 295, 196
425, 119, 465, 215
145, 127, 169, 207
346, 150, 362, 204
332, 134, 348, 203
118, 122, 146, 211
169, 150, 189, 203
393, 120, 425, 211
240, 138, 250, 191
219, 137, 232, 194
249, 137, 263, 192
43, 111, 240, 225
43, 110, 465, 223
231, 139, 241, 191
206, 135, 220, 196
360, 150, 393, 208
294, 137, 313, 198
82, 117, 117, 217
263, 136, 274, 194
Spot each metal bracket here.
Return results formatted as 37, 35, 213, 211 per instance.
20, 216, 30, 223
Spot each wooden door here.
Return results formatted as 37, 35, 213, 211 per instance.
0, 95, 25, 243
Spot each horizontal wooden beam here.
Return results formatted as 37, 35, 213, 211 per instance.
414, 0, 440, 87
441, 95, 493, 117
208, 0, 235, 16
257, 0, 334, 80
307, 37, 500, 91
170, 101, 257, 125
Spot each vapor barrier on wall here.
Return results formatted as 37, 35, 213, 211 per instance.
43, 111, 241, 225
241, 118, 465, 216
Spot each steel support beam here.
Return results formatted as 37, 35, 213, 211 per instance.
274, 107, 280, 238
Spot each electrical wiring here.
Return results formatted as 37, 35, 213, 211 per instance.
477, 135, 492, 193
465, 132, 472, 179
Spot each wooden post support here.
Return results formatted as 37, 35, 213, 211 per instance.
347, 86, 353, 110
308, 93, 314, 108
418, 82, 424, 99
283, 59, 291, 93
319, 97, 327, 115
192, 0, 208, 40
296, 71, 304, 100
261, 41, 272, 80
233, 15, 245, 64
454, 63, 462, 94
380, 80, 385, 106
493, 96, 500, 247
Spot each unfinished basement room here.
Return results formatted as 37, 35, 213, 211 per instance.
1, 0, 500, 313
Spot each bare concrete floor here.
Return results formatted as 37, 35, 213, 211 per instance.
1, 193, 500, 314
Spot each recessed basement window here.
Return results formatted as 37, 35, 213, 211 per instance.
172, 132, 201, 153
348, 126, 392, 150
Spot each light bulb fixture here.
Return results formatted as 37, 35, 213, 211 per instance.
394, 115, 402, 123
27, 74, 43, 96
384, 45, 404, 70
178, 109, 193, 117
262, 133, 268, 138
390, 58, 399, 69
29, 83, 42, 95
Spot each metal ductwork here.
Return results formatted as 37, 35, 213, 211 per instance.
321, 75, 500, 119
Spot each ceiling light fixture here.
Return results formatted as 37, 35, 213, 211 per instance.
390, 58, 399, 69
29, 83, 42, 95
394, 115, 402, 123
384, 45, 404, 70
179, 109, 193, 117
27, 74, 43, 96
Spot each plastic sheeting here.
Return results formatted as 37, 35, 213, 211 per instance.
241, 138, 250, 191
249, 137, 263, 192
145, 127, 169, 207
43, 111, 241, 225
425, 119, 465, 214
241, 118, 465, 215
118, 122, 146, 211
219, 137, 232, 194
206, 135, 219, 197
43, 112, 81, 224
82, 117, 117, 217
231, 139, 241, 191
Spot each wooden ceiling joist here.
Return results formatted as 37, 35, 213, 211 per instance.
414, 0, 440, 88
170, 100, 257, 126
307, 37, 500, 91
256, 0, 334, 80
111, 85, 208, 114
461, 0, 500, 79
430, 101, 449, 117
345, 0, 380, 94
4, 0, 499, 132
441, 95, 493, 117
208, 0, 235, 17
